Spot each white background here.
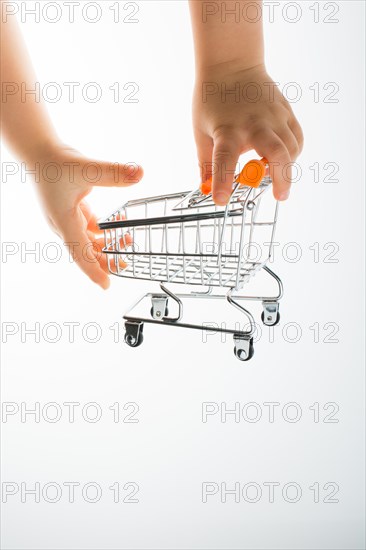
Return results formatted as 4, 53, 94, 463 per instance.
1, 1, 365, 549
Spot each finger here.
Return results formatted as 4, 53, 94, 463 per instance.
274, 127, 300, 194
252, 129, 292, 201
95, 238, 129, 273
196, 134, 214, 182
277, 126, 300, 160
79, 159, 144, 188
87, 214, 104, 236
93, 236, 109, 273
79, 201, 92, 222
79, 201, 104, 237
62, 221, 110, 290
212, 128, 242, 205
90, 233, 132, 273
288, 119, 304, 155
87, 231, 133, 250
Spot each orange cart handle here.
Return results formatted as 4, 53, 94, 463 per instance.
236, 157, 268, 188
200, 157, 268, 195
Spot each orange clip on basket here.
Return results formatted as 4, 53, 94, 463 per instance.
200, 158, 268, 195
200, 176, 212, 196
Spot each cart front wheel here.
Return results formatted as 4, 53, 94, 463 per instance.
234, 338, 254, 361
125, 332, 144, 347
124, 322, 144, 348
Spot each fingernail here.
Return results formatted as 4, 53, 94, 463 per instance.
278, 190, 290, 201
215, 192, 230, 205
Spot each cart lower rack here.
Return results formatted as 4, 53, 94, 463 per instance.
99, 158, 283, 361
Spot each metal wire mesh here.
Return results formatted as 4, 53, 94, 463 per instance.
99, 179, 278, 291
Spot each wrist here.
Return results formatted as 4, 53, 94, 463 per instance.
196, 60, 266, 81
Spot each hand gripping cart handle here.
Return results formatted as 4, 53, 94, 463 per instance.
98, 158, 283, 361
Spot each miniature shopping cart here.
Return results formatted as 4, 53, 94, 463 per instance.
98, 158, 283, 361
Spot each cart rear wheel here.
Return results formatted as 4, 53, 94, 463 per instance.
261, 311, 280, 326
234, 338, 254, 361
150, 307, 169, 319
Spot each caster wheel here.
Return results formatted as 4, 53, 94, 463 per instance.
150, 306, 169, 319
125, 331, 144, 348
234, 338, 254, 361
261, 311, 280, 326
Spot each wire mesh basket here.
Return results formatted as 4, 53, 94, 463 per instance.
98, 158, 283, 361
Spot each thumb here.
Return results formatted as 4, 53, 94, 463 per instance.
77, 158, 144, 188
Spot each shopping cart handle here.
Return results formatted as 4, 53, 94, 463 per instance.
236, 157, 268, 188
199, 157, 268, 195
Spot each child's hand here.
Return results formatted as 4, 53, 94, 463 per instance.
0, 16, 143, 290
192, 63, 303, 205
32, 144, 143, 289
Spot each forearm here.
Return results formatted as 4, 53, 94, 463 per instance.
189, 0, 264, 75
0, 13, 60, 163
